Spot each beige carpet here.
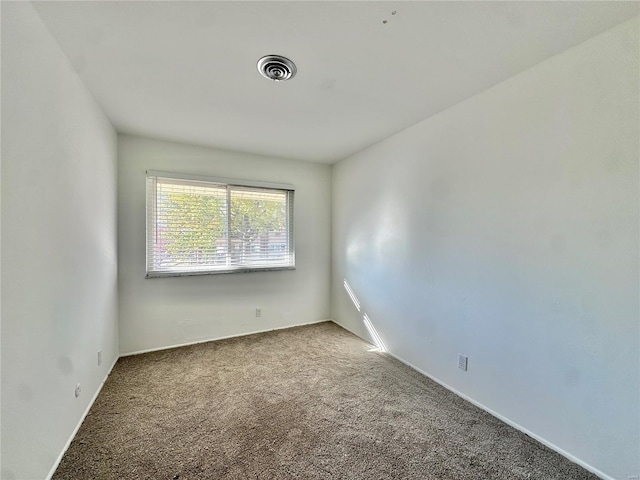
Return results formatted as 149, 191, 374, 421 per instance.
53, 322, 597, 479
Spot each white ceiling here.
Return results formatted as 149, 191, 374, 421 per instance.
32, 1, 638, 164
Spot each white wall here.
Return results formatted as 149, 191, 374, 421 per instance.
1, 3, 119, 480
118, 135, 331, 355
332, 17, 639, 480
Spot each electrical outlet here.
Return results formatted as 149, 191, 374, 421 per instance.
98, 350, 102, 366
75, 383, 81, 398
458, 354, 468, 371
256, 308, 262, 317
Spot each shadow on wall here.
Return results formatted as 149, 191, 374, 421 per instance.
344, 279, 386, 352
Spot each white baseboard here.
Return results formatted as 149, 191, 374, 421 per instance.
120, 318, 332, 357
45, 355, 119, 480
329, 319, 613, 480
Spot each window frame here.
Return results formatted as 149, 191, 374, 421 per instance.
146, 170, 295, 278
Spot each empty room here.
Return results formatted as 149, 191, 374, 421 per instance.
1, 1, 638, 479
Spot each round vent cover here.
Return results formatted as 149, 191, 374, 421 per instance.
257, 55, 297, 81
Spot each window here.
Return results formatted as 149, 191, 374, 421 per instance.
146, 171, 294, 277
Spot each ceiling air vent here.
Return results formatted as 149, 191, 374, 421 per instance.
257, 55, 297, 82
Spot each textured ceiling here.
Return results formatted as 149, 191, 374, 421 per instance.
33, 1, 639, 163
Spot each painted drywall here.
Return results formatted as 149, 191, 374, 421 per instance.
332, 17, 639, 480
117, 135, 331, 355
1, 3, 119, 479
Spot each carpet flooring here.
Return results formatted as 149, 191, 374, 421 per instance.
53, 322, 598, 479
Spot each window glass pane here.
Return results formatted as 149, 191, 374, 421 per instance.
155, 178, 227, 271
229, 187, 288, 266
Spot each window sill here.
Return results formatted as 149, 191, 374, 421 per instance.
146, 265, 296, 278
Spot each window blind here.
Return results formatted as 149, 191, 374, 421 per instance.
146, 172, 294, 277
